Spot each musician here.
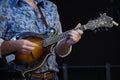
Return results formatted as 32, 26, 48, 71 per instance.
0, 0, 83, 80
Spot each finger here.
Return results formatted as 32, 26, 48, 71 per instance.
23, 45, 35, 51
75, 23, 81, 28
76, 29, 83, 35
25, 40, 38, 47
67, 36, 79, 45
74, 23, 83, 35
68, 32, 80, 41
18, 49, 31, 54
70, 30, 83, 37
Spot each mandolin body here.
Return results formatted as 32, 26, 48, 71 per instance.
11, 32, 56, 77
15, 37, 49, 65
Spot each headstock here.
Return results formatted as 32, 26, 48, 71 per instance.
84, 13, 119, 30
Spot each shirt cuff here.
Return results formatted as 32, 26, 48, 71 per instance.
0, 38, 4, 58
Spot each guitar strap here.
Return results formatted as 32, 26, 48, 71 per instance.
37, 3, 49, 28
37, 3, 58, 36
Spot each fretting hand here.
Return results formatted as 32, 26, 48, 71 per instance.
65, 23, 83, 45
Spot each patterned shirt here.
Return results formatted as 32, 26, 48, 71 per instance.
0, 0, 63, 73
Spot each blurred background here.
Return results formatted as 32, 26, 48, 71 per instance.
51, 0, 120, 80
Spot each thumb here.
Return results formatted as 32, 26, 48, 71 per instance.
76, 23, 81, 28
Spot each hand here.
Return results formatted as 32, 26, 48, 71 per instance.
66, 23, 83, 45
13, 39, 38, 54
55, 23, 83, 56
1, 39, 38, 55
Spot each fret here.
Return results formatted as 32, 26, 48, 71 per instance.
43, 31, 70, 47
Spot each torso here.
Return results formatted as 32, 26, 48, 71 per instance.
0, 0, 62, 73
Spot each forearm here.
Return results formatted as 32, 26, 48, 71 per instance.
1, 40, 16, 55
55, 39, 72, 57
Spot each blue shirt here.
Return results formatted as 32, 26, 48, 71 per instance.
0, 0, 63, 73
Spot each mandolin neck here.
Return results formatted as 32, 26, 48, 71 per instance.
42, 13, 118, 47
42, 25, 87, 47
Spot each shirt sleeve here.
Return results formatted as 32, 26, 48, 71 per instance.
0, 2, 11, 39
0, 39, 4, 58
0, 1, 11, 58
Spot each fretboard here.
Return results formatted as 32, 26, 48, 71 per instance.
42, 25, 87, 47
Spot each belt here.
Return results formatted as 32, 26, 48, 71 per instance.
32, 72, 55, 80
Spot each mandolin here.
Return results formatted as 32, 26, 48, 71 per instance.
8, 13, 118, 77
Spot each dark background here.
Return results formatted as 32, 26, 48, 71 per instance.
51, 0, 120, 80
0, 0, 120, 80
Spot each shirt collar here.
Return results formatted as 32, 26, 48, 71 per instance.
13, 0, 46, 7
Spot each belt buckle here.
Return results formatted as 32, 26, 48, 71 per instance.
44, 72, 50, 80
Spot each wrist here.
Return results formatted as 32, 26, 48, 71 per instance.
1, 40, 16, 55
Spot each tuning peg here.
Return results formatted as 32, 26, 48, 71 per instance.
93, 27, 109, 33
93, 28, 101, 33
93, 30, 97, 33
112, 21, 119, 26
104, 27, 109, 31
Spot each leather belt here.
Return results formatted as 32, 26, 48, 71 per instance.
32, 72, 55, 80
